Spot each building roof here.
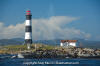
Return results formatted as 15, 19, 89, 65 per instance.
61, 40, 77, 43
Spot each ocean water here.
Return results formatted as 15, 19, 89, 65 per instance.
0, 55, 100, 66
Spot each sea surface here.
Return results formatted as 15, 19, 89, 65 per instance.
0, 55, 100, 66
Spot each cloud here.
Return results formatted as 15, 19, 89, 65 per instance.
0, 22, 25, 39
0, 16, 91, 40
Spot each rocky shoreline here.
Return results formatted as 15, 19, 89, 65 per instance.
0, 44, 100, 59
17, 47, 100, 59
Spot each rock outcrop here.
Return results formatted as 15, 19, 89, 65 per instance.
18, 47, 100, 59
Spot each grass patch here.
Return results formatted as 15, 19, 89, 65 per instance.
0, 44, 61, 54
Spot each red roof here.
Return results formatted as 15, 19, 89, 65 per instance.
61, 40, 77, 43
26, 10, 31, 12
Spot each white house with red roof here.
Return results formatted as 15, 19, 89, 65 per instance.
60, 40, 78, 47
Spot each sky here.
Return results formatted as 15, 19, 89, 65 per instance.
0, 0, 100, 41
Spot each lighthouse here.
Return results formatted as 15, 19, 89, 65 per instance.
25, 10, 32, 49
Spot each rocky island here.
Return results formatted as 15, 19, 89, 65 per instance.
0, 44, 100, 59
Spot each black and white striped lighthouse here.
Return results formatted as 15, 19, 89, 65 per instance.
25, 10, 32, 49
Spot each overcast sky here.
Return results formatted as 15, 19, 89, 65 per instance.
0, 0, 100, 41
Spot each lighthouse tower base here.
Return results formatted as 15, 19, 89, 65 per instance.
27, 44, 31, 50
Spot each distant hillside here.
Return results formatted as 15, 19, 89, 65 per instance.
0, 38, 100, 48
79, 40, 100, 48
33, 39, 61, 45
0, 38, 24, 46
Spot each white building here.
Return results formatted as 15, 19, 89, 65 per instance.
60, 40, 78, 47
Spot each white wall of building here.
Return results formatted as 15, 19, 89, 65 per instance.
60, 42, 78, 47
69, 43, 76, 46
